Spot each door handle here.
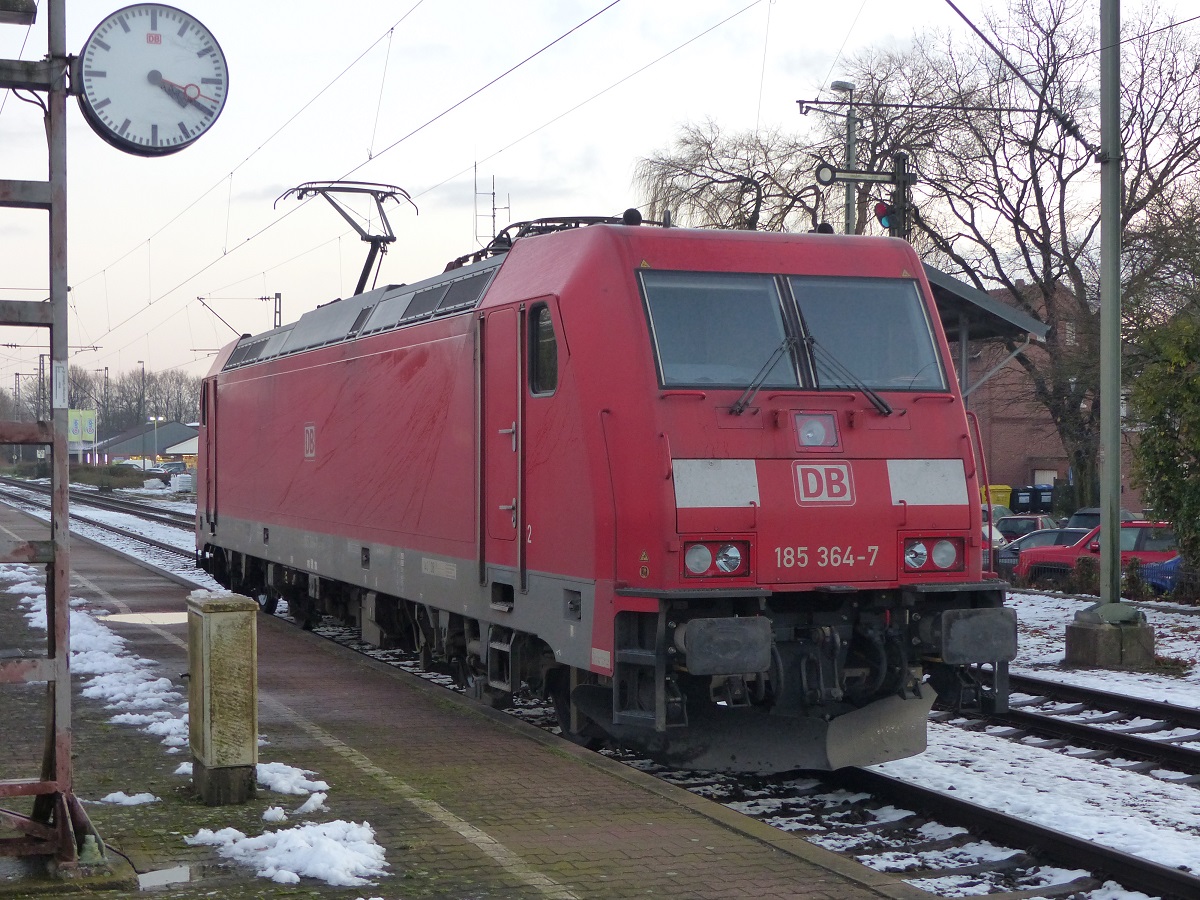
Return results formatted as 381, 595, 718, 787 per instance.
498, 422, 516, 451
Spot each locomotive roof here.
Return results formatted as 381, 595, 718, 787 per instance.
219, 217, 1046, 374
220, 255, 504, 371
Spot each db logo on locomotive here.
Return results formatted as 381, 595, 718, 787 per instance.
793, 461, 855, 505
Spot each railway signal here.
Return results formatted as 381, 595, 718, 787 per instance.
874, 201, 896, 230
814, 151, 916, 239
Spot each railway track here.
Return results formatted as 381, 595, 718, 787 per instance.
308, 617, 1200, 900
829, 767, 1199, 900
944, 672, 1200, 780
635, 759, 1199, 899
0, 480, 194, 562
0, 475, 195, 529
1, 482, 1195, 898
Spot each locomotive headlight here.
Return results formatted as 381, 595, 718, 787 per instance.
799, 418, 827, 445
904, 537, 965, 572
931, 539, 958, 569
681, 540, 751, 577
904, 541, 928, 569
685, 544, 714, 575
794, 412, 839, 448
715, 543, 743, 573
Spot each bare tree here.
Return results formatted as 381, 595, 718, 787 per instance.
903, 0, 1200, 504
101, 367, 201, 435
155, 369, 202, 424
634, 121, 823, 231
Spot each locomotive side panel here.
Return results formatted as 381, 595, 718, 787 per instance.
214, 322, 478, 550
200, 265, 614, 671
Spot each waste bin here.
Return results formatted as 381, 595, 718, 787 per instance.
1011, 484, 1054, 514
981, 484, 1012, 510
1031, 483, 1055, 514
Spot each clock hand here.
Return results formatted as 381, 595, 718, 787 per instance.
147, 70, 217, 108
147, 69, 189, 107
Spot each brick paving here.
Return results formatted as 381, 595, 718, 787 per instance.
0, 505, 929, 899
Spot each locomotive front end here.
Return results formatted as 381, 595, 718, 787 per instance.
571, 230, 1016, 773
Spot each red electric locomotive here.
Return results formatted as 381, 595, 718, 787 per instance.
197, 212, 1015, 773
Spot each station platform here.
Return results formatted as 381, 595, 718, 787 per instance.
1, 508, 930, 899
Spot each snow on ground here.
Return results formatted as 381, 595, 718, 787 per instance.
873, 589, 1200, 895
7, 484, 1200, 898
3, 559, 388, 891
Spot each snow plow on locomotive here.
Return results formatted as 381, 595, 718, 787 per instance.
196, 212, 1016, 773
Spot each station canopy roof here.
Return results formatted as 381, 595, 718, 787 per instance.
924, 265, 1050, 343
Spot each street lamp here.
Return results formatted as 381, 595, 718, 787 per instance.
147, 416, 164, 464
138, 359, 145, 423
831, 80, 857, 235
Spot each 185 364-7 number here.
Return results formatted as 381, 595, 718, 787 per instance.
774, 545, 879, 569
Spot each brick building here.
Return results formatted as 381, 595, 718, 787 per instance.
955, 281, 1147, 516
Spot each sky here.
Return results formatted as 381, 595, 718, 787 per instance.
0, 0, 986, 390
6, 480, 1200, 897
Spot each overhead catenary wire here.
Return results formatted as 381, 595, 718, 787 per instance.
62, 1, 795, 376
941, 0, 1098, 157
17, 1, 1194, 381
66, 0, 432, 299
66, 1, 627, 366
416, 0, 765, 201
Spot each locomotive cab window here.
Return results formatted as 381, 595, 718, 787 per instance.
529, 304, 558, 395
640, 271, 799, 388
791, 276, 947, 392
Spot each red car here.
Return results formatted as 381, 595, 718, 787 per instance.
1014, 521, 1177, 589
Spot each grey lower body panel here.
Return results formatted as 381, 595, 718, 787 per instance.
203, 515, 598, 670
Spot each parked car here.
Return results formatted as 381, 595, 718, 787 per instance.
1142, 554, 1182, 595
159, 461, 188, 474
1062, 507, 1137, 529
1015, 521, 1177, 590
117, 459, 156, 470
995, 527, 1091, 581
982, 503, 1014, 525
995, 514, 1058, 542
981, 524, 1008, 571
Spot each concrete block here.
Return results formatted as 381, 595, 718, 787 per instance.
192, 760, 256, 807
1064, 618, 1156, 669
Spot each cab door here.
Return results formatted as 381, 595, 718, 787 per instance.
201, 377, 218, 534
481, 308, 521, 573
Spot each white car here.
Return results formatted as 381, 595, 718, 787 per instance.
117, 459, 156, 470
982, 524, 1008, 569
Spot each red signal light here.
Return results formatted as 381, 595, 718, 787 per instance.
874, 201, 894, 230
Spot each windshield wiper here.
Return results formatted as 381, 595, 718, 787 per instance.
730, 336, 797, 415
807, 337, 894, 416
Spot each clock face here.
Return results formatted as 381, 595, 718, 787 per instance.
77, 4, 228, 157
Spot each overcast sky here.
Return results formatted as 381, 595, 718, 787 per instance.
0, 0, 1039, 388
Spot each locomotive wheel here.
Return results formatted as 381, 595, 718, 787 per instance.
550, 669, 606, 750
256, 590, 279, 615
